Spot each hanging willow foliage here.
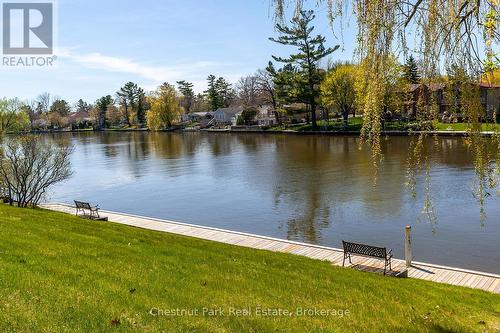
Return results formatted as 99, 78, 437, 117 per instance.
272, 0, 500, 222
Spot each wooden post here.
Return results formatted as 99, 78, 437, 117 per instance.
405, 226, 412, 267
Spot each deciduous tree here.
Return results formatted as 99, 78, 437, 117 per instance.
147, 83, 183, 130
0, 135, 73, 207
50, 99, 71, 116
0, 98, 30, 133
320, 64, 357, 125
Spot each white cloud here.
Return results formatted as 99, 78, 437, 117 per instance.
55, 47, 241, 92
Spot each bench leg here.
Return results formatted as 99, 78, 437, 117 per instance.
384, 259, 391, 275
342, 253, 346, 267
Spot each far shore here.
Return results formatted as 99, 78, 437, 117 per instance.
9, 127, 498, 137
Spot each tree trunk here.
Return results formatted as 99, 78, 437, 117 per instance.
311, 101, 317, 130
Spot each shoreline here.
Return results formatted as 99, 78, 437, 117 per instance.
11, 128, 497, 137
41, 202, 500, 293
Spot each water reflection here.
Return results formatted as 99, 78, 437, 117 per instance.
48, 132, 500, 273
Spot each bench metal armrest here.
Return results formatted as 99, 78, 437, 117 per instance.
387, 249, 393, 259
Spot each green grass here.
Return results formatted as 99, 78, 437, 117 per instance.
433, 122, 500, 131
0, 205, 499, 332
267, 117, 499, 133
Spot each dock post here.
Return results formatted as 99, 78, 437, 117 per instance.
405, 226, 412, 267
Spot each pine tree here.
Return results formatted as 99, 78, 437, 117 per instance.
95, 95, 113, 129
204, 75, 234, 111
269, 10, 339, 130
176, 80, 195, 113
205, 75, 220, 111
403, 55, 421, 84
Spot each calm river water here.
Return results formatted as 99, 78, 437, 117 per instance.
48, 132, 500, 273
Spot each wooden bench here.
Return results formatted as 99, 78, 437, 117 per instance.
342, 240, 393, 275
74, 200, 106, 220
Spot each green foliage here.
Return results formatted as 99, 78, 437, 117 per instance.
403, 55, 421, 84
320, 64, 357, 124
205, 75, 234, 111
272, 64, 308, 106
116, 82, 146, 127
147, 83, 183, 130
75, 99, 91, 113
49, 99, 71, 116
241, 107, 258, 125
0, 98, 30, 133
94, 95, 113, 129
269, 10, 339, 130
176, 80, 195, 113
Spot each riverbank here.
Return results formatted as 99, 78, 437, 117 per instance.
11, 119, 499, 137
203, 128, 498, 137
43, 203, 500, 292
0, 204, 499, 332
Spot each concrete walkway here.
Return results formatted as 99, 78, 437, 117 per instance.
41, 203, 500, 294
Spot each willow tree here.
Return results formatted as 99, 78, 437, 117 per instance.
147, 83, 183, 130
272, 0, 499, 221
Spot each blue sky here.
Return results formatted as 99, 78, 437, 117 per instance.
1, 0, 358, 104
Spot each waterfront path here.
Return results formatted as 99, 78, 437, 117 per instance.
41, 203, 500, 294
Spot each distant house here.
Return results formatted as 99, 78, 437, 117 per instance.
213, 106, 243, 124
281, 103, 311, 123
67, 110, 92, 128
406, 82, 500, 122
255, 105, 277, 126
479, 82, 500, 121
180, 111, 213, 123
32, 118, 48, 129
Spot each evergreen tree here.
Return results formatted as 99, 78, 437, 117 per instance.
205, 75, 220, 111
403, 55, 421, 84
215, 77, 234, 108
116, 82, 146, 126
95, 95, 113, 129
75, 99, 91, 115
204, 75, 234, 111
116, 82, 135, 126
176, 80, 195, 113
269, 10, 338, 130
136, 87, 147, 126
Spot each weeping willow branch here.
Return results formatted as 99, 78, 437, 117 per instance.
272, 0, 499, 224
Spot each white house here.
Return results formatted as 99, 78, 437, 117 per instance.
255, 105, 276, 126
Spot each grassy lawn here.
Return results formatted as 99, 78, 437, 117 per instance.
0, 204, 499, 332
433, 122, 500, 132
267, 118, 499, 133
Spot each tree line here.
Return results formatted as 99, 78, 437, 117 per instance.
0, 10, 496, 134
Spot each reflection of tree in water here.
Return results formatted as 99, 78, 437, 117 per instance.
55, 132, 492, 239
268, 136, 412, 243
271, 136, 340, 243
205, 133, 236, 157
